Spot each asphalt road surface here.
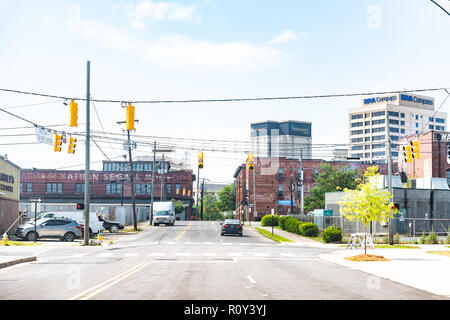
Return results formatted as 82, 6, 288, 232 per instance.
0, 221, 444, 300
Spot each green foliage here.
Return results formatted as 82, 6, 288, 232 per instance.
447, 234, 450, 245
394, 233, 400, 244
304, 163, 361, 212
261, 214, 279, 227
426, 232, 438, 244
171, 199, 185, 214
284, 217, 302, 234
299, 222, 319, 237
279, 216, 289, 230
321, 225, 343, 243
420, 231, 426, 244
216, 184, 235, 212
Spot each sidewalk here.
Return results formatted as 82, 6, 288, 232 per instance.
0, 255, 36, 269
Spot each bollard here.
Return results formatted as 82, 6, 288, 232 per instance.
2, 233, 8, 246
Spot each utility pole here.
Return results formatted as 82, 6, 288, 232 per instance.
386, 112, 394, 245
150, 141, 156, 225
200, 178, 205, 221
83, 60, 90, 246
196, 165, 200, 218
160, 154, 165, 202
127, 129, 137, 231
289, 165, 294, 215
300, 149, 304, 215
253, 168, 256, 222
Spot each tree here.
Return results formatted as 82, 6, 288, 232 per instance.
202, 192, 224, 221
338, 166, 398, 255
216, 184, 235, 213
303, 163, 361, 213
171, 199, 184, 214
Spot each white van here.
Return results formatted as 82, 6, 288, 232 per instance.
28, 212, 104, 235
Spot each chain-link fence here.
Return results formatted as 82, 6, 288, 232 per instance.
289, 215, 450, 236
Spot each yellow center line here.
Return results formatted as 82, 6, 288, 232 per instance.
68, 261, 151, 300
175, 221, 193, 241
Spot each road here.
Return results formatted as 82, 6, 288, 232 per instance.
0, 221, 443, 300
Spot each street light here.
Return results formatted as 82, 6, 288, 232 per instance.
271, 208, 274, 236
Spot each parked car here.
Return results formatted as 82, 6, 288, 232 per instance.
24, 211, 103, 236
97, 215, 125, 233
15, 218, 82, 242
220, 219, 243, 236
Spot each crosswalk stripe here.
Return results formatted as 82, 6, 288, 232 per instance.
203, 253, 217, 256
96, 253, 113, 257
149, 253, 166, 256
71, 253, 88, 258
254, 253, 269, 257
280, 253, 295, 257
124, 253, 139, 257
176, 253, 191, 256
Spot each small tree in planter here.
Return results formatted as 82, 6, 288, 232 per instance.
338, 166, 398, 256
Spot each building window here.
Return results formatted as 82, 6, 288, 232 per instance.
388, 112, 399, 117
372, 127, 385, 133
372, 119, 385, 125
277, 184, 283, 197
390, 136, 399, 141
372, 111, 385, 117
415, 115, 419, 120
447, 170, 450, 187
372, 143, 385, 149
27, 183, 32, 193
351, 114, 363, 120
389, 127, 399, 133
136, 184, 151, 195
351, 137, 363, 143
372, 135, 385, 141
389, 119, 399, 125
436, 118, 445, 123
365, 153, 370, 157
415, 123, 419, 128
278, 168, 283, 179
391, 152, 399, 157
46, 183, 62, 194
436, 125, 445, 131
401, 129, 405, 134
165, 184, 172, 196
313, 168, 319, 180
76, 183, 92, 194
400, 113, 405, 118
372, 151, 385, 157
429, 117, 434, 122
175, 184, 181, 195
429, 125, 434, 130
351, 122, 363, 128
351, 145, 363, 151
351, 130, 363, 135
106, 183, 122, 194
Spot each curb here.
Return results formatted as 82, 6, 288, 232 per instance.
0, 256, 37, 269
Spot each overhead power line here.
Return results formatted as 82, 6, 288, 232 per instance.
429, 0, 450, 17
0, 87, 449, 104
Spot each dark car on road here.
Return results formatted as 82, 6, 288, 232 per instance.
98, 215, 125, 233
220, 219, 243, 236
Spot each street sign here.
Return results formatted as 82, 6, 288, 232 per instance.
324, 209, 333, 216
34, 127, 53, 145
278, 200, 291, 206
123, 141, 137, 150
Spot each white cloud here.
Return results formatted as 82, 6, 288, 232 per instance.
66, 5, 282, 71
126, 0, 197, 29
269, 30, 300, 45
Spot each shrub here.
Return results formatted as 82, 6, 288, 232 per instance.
426, 232, 438, 244
446, 233, 450, 245
420, 231, 426, 244
261, 214, 279, 227
321, 225, 343, 243
279, 216, 289, 230
285, 217, 301, 234
382, 234, 389, 244
299, 222, 319, 237
394, 233, 400, 244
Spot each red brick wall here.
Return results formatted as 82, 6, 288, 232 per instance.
0, 198, 19, 235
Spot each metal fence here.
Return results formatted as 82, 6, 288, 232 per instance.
289, 215, 450, 236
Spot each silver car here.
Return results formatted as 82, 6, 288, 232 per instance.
15, 218, 82, 242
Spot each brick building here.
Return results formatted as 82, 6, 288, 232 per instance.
0, 156, 21, 235
398, 130, 450, 185
233, 157, 388, 220
20, 160, 194, 221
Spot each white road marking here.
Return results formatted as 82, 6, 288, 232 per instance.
185, 242, 196, 245
229, 253, 243, 257
71, 253, 88, 258
247, 275, 256, 284
148, 242, 159, 245
176, 253, 191, 256
203, 253, 217, 256
124, 253, 139, 257
254, 253, 269, 257
168, 242, 177, 245
240, 243, 251, 246
149, 253, 165, 256
280, 253, 295, 257
222, 243, 232, 246
203, 242, 214, 245
96, 253, 113, 257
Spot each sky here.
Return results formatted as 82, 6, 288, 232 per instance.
0, 0, 449, 185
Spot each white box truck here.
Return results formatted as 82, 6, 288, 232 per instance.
152, 202, 175, 226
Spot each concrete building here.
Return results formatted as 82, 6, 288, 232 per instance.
19, 160, 194, 224
348, 93, 446, 165
0, 156, 21, 235
251, 120, 312, 160
398, 130, 450, 186
233, 157, 387, 220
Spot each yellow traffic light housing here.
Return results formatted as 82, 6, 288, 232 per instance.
411, 139, 420, 159
126, 103, 135, 131
403, 144, 413, 163
68, 136, 77, 154
198, 151, 204, 169
69, 100, 78, 127
247, 153, 254, 171
54, 133, 62, 152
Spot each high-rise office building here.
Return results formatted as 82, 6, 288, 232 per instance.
250, 120, 312, 159
348, 93, 447, 164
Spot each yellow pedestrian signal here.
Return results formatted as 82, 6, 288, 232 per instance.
198, 151, 204, 169
247, 153, 254, 171
126, 103, 135, 131
403, 144, 413, 163
411, 139, 420, 159
68, 136, 77, 154
54, 133, 62, 152
69, 100, 78, 127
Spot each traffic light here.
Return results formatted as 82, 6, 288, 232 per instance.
247, 152, 254, 171
76, 203, 84, 210
126, 103, 135, 131
68, 136, 77, 154
198, 151, 204, 169
54, 133, 62, 152
402, 144, 413, 163
411, 139, 420, 159
69, 100, 78, 127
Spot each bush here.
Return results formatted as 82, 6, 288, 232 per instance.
426, 232, 438, 244
420, 231, 426, 244
321, 225, 343, 243
285, 217, 301, 234
279, 216, 289, 230
382, 234, 389, 244
394, 233, 400, 244
299, 222, 319, 237
446, 233, 450, 245
261, 214, 279, 227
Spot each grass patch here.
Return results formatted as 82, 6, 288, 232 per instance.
123, 227, 144, 233
0, 241, 42, 246
345, 254, 390, 262
375, 244, 420, 249
255, 227, 293, 243
426, 251, 450, 257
